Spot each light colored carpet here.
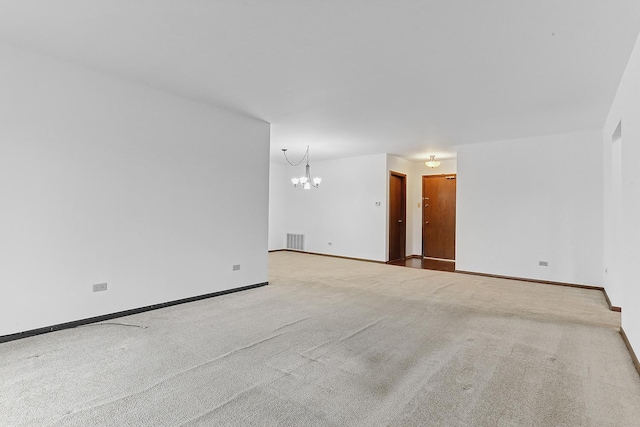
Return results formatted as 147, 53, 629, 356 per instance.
1, 251, 639, 426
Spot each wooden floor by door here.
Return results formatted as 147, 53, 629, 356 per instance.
422, 175, 456, 260
389, 172, 406, 262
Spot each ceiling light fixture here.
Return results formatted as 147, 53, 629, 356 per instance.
425, 155, 441, 168
282, 146, 322, 189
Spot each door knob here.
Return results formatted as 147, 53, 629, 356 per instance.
398, 220, 403, 223
425, 221, 429, 224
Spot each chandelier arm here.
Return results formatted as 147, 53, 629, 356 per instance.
282, 148, 308, 166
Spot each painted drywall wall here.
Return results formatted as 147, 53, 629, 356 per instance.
276, 153, 387, 261
409, 159, 457, 256
457, 129, 603, 286
603, 32, 640, 353
0, 43, 270, 336
268, 162, 288, 250
270, 154, 458, 261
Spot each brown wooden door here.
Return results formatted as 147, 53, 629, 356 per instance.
389, 172, 406, 261
422, 175, 456, 260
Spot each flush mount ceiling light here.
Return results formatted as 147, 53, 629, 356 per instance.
425, 155, 441, 168
282, 146, 322, 189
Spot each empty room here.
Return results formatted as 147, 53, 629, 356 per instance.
2, 1, 640, 426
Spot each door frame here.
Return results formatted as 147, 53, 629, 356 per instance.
389, 171, 407, 262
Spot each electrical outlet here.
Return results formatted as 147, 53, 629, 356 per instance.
328, 242, 333, 246
232, 264, 240, 271
538, 261, 549, 267
93, 283, 107, 292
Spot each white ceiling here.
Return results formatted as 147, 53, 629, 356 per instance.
0, 1, 638, 162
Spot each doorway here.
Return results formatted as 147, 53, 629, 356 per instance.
389, 172, 406, 262
422, 175, 456, 262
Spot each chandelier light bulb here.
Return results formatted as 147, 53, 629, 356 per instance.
425, 155, 441, 168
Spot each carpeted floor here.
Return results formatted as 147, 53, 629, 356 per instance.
2, 251, 639, 426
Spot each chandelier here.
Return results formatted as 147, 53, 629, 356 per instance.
282, 146, 322, 189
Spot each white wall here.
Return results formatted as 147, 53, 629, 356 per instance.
0, 43, 270, 336
603, 32, 640, 352
409, 159, 457, 256
268, 162, 288, 250
271, 153, 387, 261
269, 154, 458, 261
457, 129, 603, 286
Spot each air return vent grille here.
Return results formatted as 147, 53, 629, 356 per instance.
286, 234, 304, 250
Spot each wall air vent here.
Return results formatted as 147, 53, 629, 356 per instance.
286, 234, 304, 251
